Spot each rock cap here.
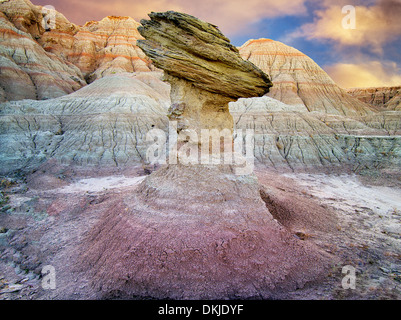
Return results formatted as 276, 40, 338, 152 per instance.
137, 11, 272, 99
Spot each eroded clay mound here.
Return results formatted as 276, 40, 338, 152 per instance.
78, 165, 332, 299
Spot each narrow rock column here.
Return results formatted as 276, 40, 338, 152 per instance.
137, 11, 272, 167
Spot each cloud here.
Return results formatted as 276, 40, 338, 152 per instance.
283, 0, 401, 88
31, 0, 400, 88
288, 0, 401, 54
325, 60, 401, 88
32, 0, 308, 35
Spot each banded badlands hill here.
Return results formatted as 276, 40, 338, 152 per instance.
0, 0, 400, 300
1, 0, 400, 174
347, 86, 401, 111
0, 0, 152, 101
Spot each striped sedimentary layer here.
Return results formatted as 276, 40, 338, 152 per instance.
0, 8, 86, 101
0, 72, 169, 174
0, 0, 152, 101
230, 97, 401, 170
239, 39, 376, 116
42, 15, 153, 83
347, 86, 401, 110
1, 75, 400, 174
234, 39, 400, 170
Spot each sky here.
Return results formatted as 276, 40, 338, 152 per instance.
31, 0, 401, 88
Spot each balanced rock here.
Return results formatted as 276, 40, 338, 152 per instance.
137, 11, 272, 135
78, 12, 332, 299
137, 11, 272, 99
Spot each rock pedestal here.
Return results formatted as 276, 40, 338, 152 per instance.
137, 11, 272, 159
79, 11, 332, 299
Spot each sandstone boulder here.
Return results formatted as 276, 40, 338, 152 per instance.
137, 11, 272, 99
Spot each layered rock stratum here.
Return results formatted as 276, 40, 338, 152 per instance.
40, 15, 153, 83
230, 97, 401, 170
231, 39, 400, 170
0, 1, 400, 301
347, 86, 401, 111
238, 39, 375, 116
1, 1, 400, 174
0, 2, 86, 101
0, 72, 169, 174
0, 0, 152, 101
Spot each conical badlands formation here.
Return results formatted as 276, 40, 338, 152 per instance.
79, 12, 333, 299
238, 39, 374, 116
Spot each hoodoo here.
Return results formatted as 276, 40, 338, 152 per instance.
137, 11, 272, 136
79, 11, 333, 299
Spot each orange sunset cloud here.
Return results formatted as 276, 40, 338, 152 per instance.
290, 0, 401, 54
325, 60, 401, 88
32, 0, 308, 35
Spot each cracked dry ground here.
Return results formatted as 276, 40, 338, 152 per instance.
0, 163, 400, 300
